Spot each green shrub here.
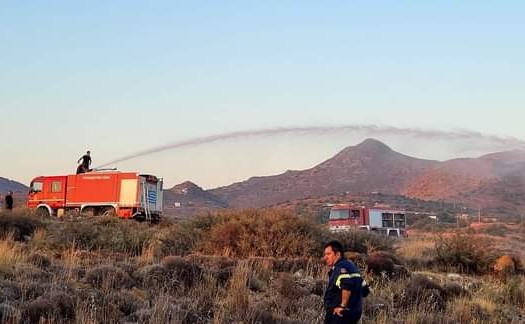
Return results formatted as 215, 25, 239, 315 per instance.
21, 292, 74, 324
434, 234, 492, 274
153, 214, 225, 257
85, 265, 134, 289
329, 230, 394, 255
197, 209, 324, 258
482, 224, 508, 237
46, 217, 155, 254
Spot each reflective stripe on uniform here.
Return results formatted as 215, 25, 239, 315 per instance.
335, 273, 361, 288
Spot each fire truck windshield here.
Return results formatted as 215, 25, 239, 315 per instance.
329, 209, 349, 220
30, 181, 43, 193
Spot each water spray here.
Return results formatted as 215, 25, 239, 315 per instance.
96, 125, 525, 168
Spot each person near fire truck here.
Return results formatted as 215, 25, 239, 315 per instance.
5, 191, 14, 211
77, 151, 92, 174
323, 240, 364, 324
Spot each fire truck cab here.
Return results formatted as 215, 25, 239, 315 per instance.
27, 170, 163, 221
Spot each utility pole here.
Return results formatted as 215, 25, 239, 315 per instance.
478, 206, 481, 224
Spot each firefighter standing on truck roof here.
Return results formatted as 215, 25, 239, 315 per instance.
77, 151, 92, 174
323, 240, 364, 324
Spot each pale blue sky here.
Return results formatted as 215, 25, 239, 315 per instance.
1, 1, 524, 188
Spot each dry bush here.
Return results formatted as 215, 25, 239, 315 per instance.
442, 282, 469, 299
0, 302, 19, 323
126, 308, 151, 323
134, 264, 181, 293
497, 277, 525, 309
135, 264, 168, 290
147, 288, 216, 323
311, 279, 325, 296
214, 266, 235, 286
85, 265, 134, 289
26, 252, 51, 269
273, 257, 311, 273
115, 261, 139, 276
366, 251, 406, 278
0, 211, 44, 241
344, 251, 364, 263
161, 256, 203, 287
183, 255, 239, 287
106, 289, 146, 317
0, 280, 22, 301
19, 281, 50, 301
275, 273, 309, 299
493, 255, 520, 279
435, 234, 493, 274
246, 308, 311, 324
397, 275, 447, 311
9, 264, 51, 283
21, 292, 74, 324
185, 254, 238, 270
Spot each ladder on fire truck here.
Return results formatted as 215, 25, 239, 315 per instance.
141, 181, 151, 221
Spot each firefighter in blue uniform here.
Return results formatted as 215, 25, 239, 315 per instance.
323, 240, 364, 324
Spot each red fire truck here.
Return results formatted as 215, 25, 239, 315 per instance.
27, 170, 163, 221
328, 204, 407, 237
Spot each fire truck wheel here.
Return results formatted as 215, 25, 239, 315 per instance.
36, 207, 50, 217
82, 207, 95, 217
100, 207, 116, 217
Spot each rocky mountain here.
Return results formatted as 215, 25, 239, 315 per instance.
163, 181, 228, 218
403, 150, 525, 209
208, 139, 437, 208
0, 177, 28, 194
205, 139, 525, 214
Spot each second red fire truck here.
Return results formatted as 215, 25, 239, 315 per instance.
328, 204, 407, 237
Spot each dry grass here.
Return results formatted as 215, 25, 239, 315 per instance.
61, 241, 82, 281
28, 228, 49, 251
137, 240, 157, 266
0, 210, 524, 323
214, 260, 251, 322
0, 233, 25, 278
396, 237, 435, 259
